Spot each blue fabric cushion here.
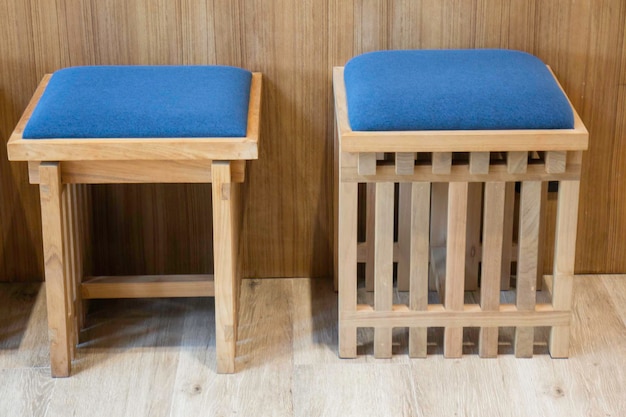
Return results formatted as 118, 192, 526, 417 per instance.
343, 49, 574, 131
23, 65, 252, 139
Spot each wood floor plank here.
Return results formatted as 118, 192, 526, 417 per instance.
603, 275, 626, 327
291, 278, 339, 365
293, 364, 422, 417
168, 279, 294, 417
0, 276, 625, 417
0, 283, 50, 369
43, 297, 186, 417
0, 368, 54, 417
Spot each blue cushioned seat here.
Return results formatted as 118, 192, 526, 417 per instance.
23, 66, 252, 139
343, 49, 574, 131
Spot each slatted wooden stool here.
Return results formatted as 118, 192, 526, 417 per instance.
333, 50, 588, 359
7, 65, 262, 376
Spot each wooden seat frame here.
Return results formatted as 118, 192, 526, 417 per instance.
8, 72, 262, 376
333, 66, 588, 359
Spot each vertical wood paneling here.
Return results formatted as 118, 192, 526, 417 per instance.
354, 0, 389, 53
0, 0, 43, 281
474, 0, 510, 48
1, 0, 626, 281
573, 0, 625, 273
179, 0, 216, 65
610, 86, 626, 271
506, 0, 536, 52
59, 0, 95, 66
389, 1, 422, 49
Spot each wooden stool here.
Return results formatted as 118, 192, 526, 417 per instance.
8, 66, 262, 376
333, 50, 588, 359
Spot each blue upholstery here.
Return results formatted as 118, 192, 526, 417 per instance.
343, 49, 574, 131
23, 66, 252, 139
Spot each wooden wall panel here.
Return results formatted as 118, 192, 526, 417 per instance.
1, 0, 626, 281
0, 0, 44, 281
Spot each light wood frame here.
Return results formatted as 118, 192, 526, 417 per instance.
8, 72, 262, 377
333, 66, 588, 359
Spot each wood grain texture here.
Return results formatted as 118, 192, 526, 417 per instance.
2, 0, 626, 281
444, 182, 468, 358
338, 181, 357, 358
373, 182, 394, 358
515, 181, 542, 357
4, 276, 626, 416
479, 181, 505, 358
408, 182, 430, 358
38, 163, 71, 377
211, 161, 239, 373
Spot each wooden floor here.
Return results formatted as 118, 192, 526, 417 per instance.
1, 275, 625, 417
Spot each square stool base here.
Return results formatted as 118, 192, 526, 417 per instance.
333, 66, 588, 359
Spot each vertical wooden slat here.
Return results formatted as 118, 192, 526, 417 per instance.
39, 162, 71, 377
397, 183, 411, 292
444, 182, 468, 358
74, 184, 87, 330
365, 183, 376, 292
545, 151, 567, 174
429, 183, 448, 291
374, 182, 394, 358
500, 182, 516, 289
507, 151, 528, 174
432, 152, 452, 174
211, 161, 237, 374
409, 182, 431, 358
515, 181, 542, 357
395, 152, 415, 175
465, 183, 482, 291
469, 152, 490, 174
536, 182, 549, 290
549, 179, 580, 358
69, 185, 83, 347
479, 181, 505, 357
358, 152, 377, 175
338, 181, 358, 358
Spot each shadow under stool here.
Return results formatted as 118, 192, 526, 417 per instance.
333, 49, 589, 359
8, 65, 262, 376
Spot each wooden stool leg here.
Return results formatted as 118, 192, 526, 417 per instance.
39, 162, 72, 377
549, 179, 580, 357
338, 180, 358, 358
212, 161, 239, 374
